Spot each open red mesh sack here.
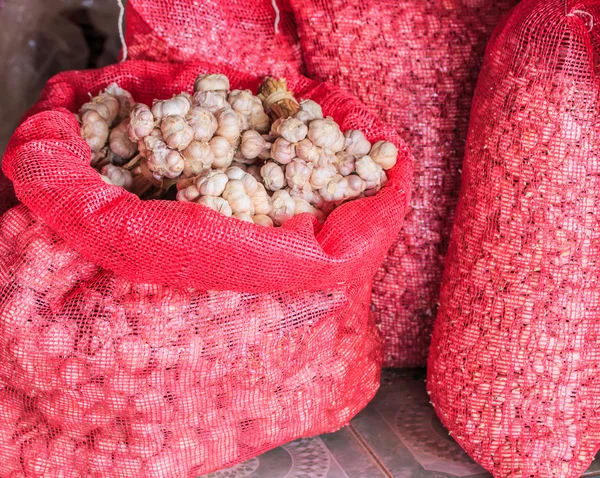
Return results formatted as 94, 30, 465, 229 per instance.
287, 0, 518, 367
0, 60, 412, 477
428, 1, 600, 476
124, 0, 303, 76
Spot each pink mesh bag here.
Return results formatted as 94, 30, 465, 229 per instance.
124, 0, 303, 76
428, 1, 600, 476
0, 60, 412, 477
287, 0, 518, 367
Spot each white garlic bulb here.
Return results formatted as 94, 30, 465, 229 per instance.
225, 166, 247, 181
319, 174, 348, 201
308, 117, 345, 152
160, 115, 194, 151
269, 118, 284, 136
261, 162, 286, 191
293, 197, 325, 223
128, 104, 155, 142
309, 163, 337, 189
285, 159, 313, 190
80, 110, 109, 153
186, 107, 218, 142
355, 155, 383, 182
253, 215, 274, 227
344, 130, 371, 157
228, 89, 256, 116
194, 74, 230, 93
192, 90, 228, 114
209, 136, 234, 169
109, 119, 138, 160
240, 171, 260, 196
80, 94, 120, 126
295, 138, 321, 165
139, 128, 164, 157
233, 213, 254, 223
195, 170, 228, 196
199, 196, 233, 216
222, 180, 254, 215
182, 141, 215, 176
344, 174, 366, 199
251, 185, 272, 215
104, 83, 135, 118
276, 117, 308, 143
147, 142, 185, 179
152, 93, 192, 119
269, 190, 296, 226
215, 108, 242, 143
289, 187, 325, 209
369, 141, 398, 170
270, 138, 296, 165
100, 164, 133, 190
336, 151, 356, 176
240, 130, 268, 160
176, 185, 201, 202
294, 99, 323, 124
249, 102, 270, 133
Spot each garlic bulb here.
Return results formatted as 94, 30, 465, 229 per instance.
295, 139, 321, 165
236, 111, 250, 132
293, 99, 323, 124
225, 166, 247, 181
80, 110, 109, 153
215, 108, 242, 143
152, 93, 192, 119
249, 102, 270, 133
128, 104, 155, 142
293, 197, 325, 222
105, 83, 135, 118
336, 152, 356, 176
109, 119, 138, 160
241, 172, 261, 196
276, 117, 308, 143
138, 128, 163, 157
308, 117, 345, 152
192, 91, 228, 114
251, 185, 272, 215
222, 180, 254, 215
183, 141, 215, 176
228, 89, 256, 116
147, 142, 185, 179
194, 74, 230, 94
285, 159, 313, 190
80, 94, 120, 126
270, 138, 296, 165
309, 163, 337, 189
176, 185, 201, 202
289, 187, 325, 209
199, 196, 233, 216
344, 130, 371, 157
209, 136, 234, 169
269, 118, 284, 136
261, 162, 285, 191
246, 165, 262, 183
253, 215, 274, 227
160, 115, 194, 151
195, 170, 228, 196
234, 213, 254, 223
269, 190, 296, 226
241, 130, 269, 160
344, 174, 366, 199
369, 141, 398, 170
186, 107, 218, 142
100, 164, 133, 190
355, 155, 383, 182
319, 174, 348, 201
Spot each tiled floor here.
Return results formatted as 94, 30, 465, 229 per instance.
203, 369, 600, 478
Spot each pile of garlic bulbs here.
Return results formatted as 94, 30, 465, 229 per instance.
78, 74, 398, 227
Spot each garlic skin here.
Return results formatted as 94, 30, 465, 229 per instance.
344, 130, 371, 157
249, 102, 270, 133
100, 164, 133, 190
261, 162, 285, 191
198, 196, 233, 216
294, 99, 323, 124
276, 117, 308, 143
309, 163, 337, 189
105, 83, 135, 118
228, 90, 256, 116
240, 172, 260, 196
128, 104, 155, 142
308, 118, 345, 152
147, 142, 185, 179
138, 127, 163, 157
319, 174, 348, 201
241, 130, 269, 160
160, 115, 194, 151
192, 90, 228, 114
182, 141, 215, 176
176, 184, 201, 202
369, 141, 398, 170
194, 74, 230, 93
234, 213, 254, 223
80, 94, 120, 126
152, 93, 192, 119
269, 118, 284, 136
195, 170, 228, 196
215, 108, 242, 143
253, 214, 274, 227
355, 155, 383, 182
269, 190, 296, 226
209, 136, 234, 169
236, 111, 250, 132
285, 159, 313, 190
289, 187, 325, 209
344, 174, 366, 199
270, 138, 296, 165
80, 110, 109, 153
109, 119, 138, 160
293, 197, 325, 222
225, 166, 247, 181
336, 151, 356, 176
222, 180, 254, 215
250, 184, 272, 215
295, 139, 322, 165
186, 107, 218, 142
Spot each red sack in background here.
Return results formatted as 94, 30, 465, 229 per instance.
0, 60, 412, 477
428, 1, 600, 476
124, 0, 303, 76
287, 0, 518, 367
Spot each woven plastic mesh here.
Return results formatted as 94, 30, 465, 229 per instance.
0, 60, 412, 477
124, 0, 303, 77
287, 0, 518, 368
428, 1, 600, 476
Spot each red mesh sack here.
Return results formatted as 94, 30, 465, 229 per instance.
0, 60, 412, 477
124, 0, 303, 76
428, 1, 600, 476
287, 0, 518, 367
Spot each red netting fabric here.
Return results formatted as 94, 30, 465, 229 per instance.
428, 1, 600, 476
287, 0, 518, 367
0, 60, 412, 477
124, 0, 303, 77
